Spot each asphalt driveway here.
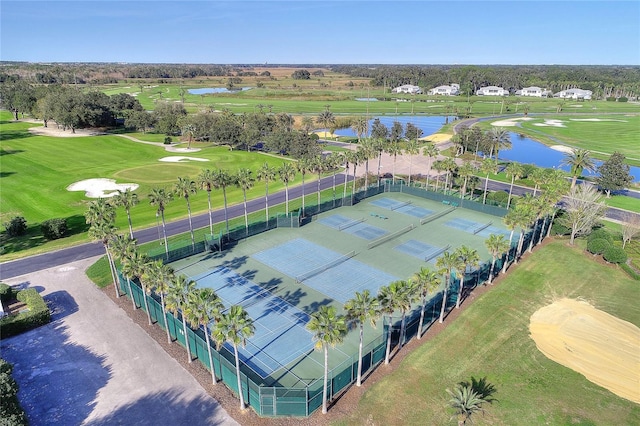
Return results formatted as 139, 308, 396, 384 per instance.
0, 257, 238, 426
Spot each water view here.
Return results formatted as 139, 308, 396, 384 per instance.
328, 115, 458, 138
188, 87, 252, 95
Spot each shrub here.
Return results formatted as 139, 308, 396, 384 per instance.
0, 358, 28, 426
0, 288, 51, 339
618, 97, 628, 102
586, 238, 611, 255
606, 97, 617, 102
551, 222, 571, 236
0, 283, 13, 303
587, 228, 613, 243
164, 136, 172, 144
3, 216, 27, 237
40, 218, 67, 240
603, 246, 628, 264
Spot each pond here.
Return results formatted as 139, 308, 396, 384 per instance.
188, 87, 252, 95
500, 132, 640, 181
324, 115, 458, 138
355, 97, 379, 102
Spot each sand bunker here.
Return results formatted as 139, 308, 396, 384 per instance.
159, 156, 209, 163
490, 117, 534, 127
530, 298, 640, 403
67, 178, 139, 198
549, 145, 575, 153
533, 119, 566, 127
420, 133, 452, 143
165, 146, 202, 153
314, 131, 340, 139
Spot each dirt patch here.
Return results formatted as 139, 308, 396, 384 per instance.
530, 298, 640, 404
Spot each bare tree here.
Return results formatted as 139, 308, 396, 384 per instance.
621, 212, 640, 249
560, 185, 607, 245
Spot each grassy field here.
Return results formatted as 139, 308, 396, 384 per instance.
335, 239, 640, 425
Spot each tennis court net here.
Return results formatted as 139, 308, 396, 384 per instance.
295, 250, 357, 284
472, 221, 493, 235
367, 224, 416, 249
391, 200, 413, 210
420, 206, 456, 225
338, 217, 366, 230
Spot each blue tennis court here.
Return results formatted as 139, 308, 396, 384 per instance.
370, 197, 403, 209
370, 197, 431, 218
253, 239, 398, 304
342, 222, 387, 240
191, 266, 314, 378
317, 214, 353, 230
394, 239, 447, 261
395, 204, 433, 218
474, 225, 513, 240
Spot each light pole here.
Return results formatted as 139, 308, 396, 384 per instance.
155, 211, 161, 245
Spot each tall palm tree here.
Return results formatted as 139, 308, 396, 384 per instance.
185, 288, 224, 385
359, 139, 376, 189
88, 221, 119, 298
432, 160, 445, 192
413, 267, 441, 339
423, 143, 440, 191
501, 210, 519, 274
256, 162, 276, 222
85, 197, 116, 227
457, 161, 476, 199
278, 162, 296, 215
197, 169, 216, 235
324, 153, 340, 203
529, 166, 546, 197
235, 168, 255, 233
311, 156, 325, 208
306, 306, 347, 414
297, 158, 312, 216
341, 151, 350, 199
396, 280, 417, 349
132, 251, 153, 324
441, 157, 457, 194
316, 109, 336, 139
436, 251, 459, 323
488, 126, 511, 159
349, 150, 362, 197
148, 187, 173, 256
447, 384, 488, 426
144, 259, 176, 344
166, 275, 197, 363
213, 169, 235, 234
504, 162, 524, 209
174, 176, 198, 249
484, 234, 509, 284
119, 246, 142, 311
378, 281, 414, 364
480, 158, 498, 204
453, 246, 480, 309
213, 305, 255, 410
112, 188, 139, 239
386, 142, 403, 185
562, 148, 596, 189
512, 197, 537, 262
404, 139, 420, 186
351, 116, 368, 144
344, 290, 379, 387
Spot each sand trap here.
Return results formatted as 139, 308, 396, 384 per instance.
549, 145, 575, 153
530, 298, 640, 404
315, 131, 340, 139
28, 125, 106, 138
420, 133, 452, 143
570, 118, 627, 122
159, 156, 209, 163
534, 119, 566, 127
67, 178, 139, 198
490, 117, 534, 127
164, 146, 202, 153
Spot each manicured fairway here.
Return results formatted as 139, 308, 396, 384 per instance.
335, 240, 640, 426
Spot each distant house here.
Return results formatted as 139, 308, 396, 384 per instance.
518, 86, 544, 97
392, 84, 422, 94
476, 86, 508, 96
428, 84, 460, 96
554, 88, 593, 100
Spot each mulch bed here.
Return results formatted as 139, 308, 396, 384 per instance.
102, 238, 553, 425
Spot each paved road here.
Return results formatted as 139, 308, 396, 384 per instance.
0, 257, 239, 426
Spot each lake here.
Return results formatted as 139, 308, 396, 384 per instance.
188, 87, 252, 95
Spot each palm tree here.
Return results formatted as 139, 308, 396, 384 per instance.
412, 267, 441, 338
344, 290, 379, 387
453, 246, 480, 309
513, 197, 537, 262
185, 288, 224, 385
213, 305, 255, 410
441, 157, 457, 194
480, 158, 498, 204
213, 169, 235, 234
87, 221, 119, 298
316, 109, 336, 139
562, 148, 596, 189
432, 160, 445, 192
112, 188, 139, 239
119, 246, 142, 311
297, 158, 312, 216
256, 162, 276, 222
504, 162, 524, 209
359, 139, 376, 189
502, 210, 518, 273
484, 234, 509, 284
529, 166, 546, 197
85, 197, 116, 227
278, 162, 296, 215
488, 126, 511, 159
148, 187, 173, 256
306, 306, 347, 414
235, 168, 255, 233
423, 143, 440, 190
324, 153, 340, 203
174, 176, 198, 249
341, 151, 350, 199
351, 116, 368, 144
166, 275, 197, 363
378, 281, 415, 363
436, 251, 459, 323
131, 251, 153, 324
349, 150, 362, 197
311, 156, 325, 208
404, 139, 420, 186
144, 259, 176, 344
447, 384, 488, 426
197, 169, 217, 235
457, 161, 476, 199
301, 115, 314, 134
386, 142, 403, 185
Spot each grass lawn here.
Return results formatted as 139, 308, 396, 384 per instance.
335, 239, 640, 426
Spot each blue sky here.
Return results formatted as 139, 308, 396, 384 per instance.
1, 1, 638, 64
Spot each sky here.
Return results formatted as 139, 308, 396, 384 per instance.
1, 1, 639, 65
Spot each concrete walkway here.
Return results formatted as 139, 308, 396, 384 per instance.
0, 257, 238, 426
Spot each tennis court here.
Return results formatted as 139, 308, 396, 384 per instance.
165, 188, 516, 414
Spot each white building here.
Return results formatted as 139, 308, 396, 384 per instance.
476, 86, 508, 96
392, 84, 422, 94
553, 88, 593, 100
428, 84, 460, 96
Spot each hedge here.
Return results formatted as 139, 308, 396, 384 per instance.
0, 283, 12, 303
0, 288, 51, 339
587, 229, 613, 244
0, 358, 28, 426
586, 238, 611, 255
620, 263, 640, 281
603, 246, 628, 264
